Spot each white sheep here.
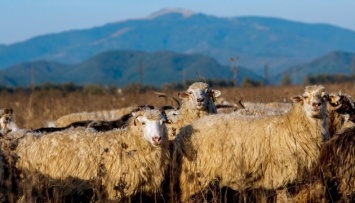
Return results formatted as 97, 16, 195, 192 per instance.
235, 101, 293, 116
1, 108, 171, 202
54, 106, 137, 127
173, 85, 330, 202
169, 82, 221, 139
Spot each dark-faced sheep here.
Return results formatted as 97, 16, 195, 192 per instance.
31, 105, 156, 134
173, 85, 330, 202
54, 106, 137, 128
1, 108, 171, 202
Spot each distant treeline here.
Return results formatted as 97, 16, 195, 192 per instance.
304, 74, 355, 85
0, 78, 261, 94
1, 74, 352, 94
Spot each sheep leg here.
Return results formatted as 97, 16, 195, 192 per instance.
276, 188, 289, 203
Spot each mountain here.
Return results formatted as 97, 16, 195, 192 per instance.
1, 8, 355, 78
274, 51, 355, 84
0, 50, 262, 87
0, 61, 70, 87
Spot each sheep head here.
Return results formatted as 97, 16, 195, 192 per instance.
291, 85, 328, 119
178, 82, 221, 112
328, 91, 354, 113
133, 109, 169, 147
0, 107, 19, 136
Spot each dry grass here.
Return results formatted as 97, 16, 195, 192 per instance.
0, 83, 354, 202
2, 83, 354, 129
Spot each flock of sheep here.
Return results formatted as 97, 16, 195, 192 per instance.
0, 82, 354, 202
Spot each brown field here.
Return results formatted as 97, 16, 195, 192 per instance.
1, 82, 354, 202
1, 83, 354, 129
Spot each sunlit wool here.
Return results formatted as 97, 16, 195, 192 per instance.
2, 109, 170, 201
173, 85, 329, 202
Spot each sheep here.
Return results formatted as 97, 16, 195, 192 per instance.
154, 91, 181, 124
1, 108, 171, 202
328, 91, 355, 136
172, 85, 331, 202
0, 108, 20, 136
54, 106, 137, 127
30, 105, 157, 134
292, 91, 355, 203
169, 82, 221, 140
235, 101, 293, 116
292, 126, 355, 203
215, 96, 245, 114
316, 126, 355, 202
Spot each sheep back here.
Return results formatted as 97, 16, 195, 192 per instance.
55, 106, 136, 127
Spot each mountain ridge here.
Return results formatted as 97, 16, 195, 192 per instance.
0, 50, 262, 87
2, 9, 355, 77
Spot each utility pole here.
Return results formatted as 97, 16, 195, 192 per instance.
30, 65, 35, 92
182, 69, 187, 89
230, 57, 238, 87
264, 63, 269, 86
138, 60, 143, 92
351, 58, 355, 74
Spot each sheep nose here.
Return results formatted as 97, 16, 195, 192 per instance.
197, 98, 204, 102
152, 136, 162, 145
312, 102, 321, 107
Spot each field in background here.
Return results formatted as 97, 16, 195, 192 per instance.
1, 82, 354, 130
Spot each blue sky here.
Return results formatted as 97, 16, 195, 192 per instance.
1, 0, 354, 45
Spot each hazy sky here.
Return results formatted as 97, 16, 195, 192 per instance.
1, 0, 354, 45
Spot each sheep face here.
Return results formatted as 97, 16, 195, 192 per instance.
291, 85, 328, 118
135, 109, 168, 147
178, 82, 221, 111
0, 108, 19, 135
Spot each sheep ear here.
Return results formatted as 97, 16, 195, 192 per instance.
212, 90, 221, 98
133, 115, 142, 126
178, 91, 189, 99
4, 108, 13, 114
290, 95, 303, 103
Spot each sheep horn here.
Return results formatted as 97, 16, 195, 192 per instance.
154, 91, 181, 110
328, 100, 343, 111
328, 93, 343, 110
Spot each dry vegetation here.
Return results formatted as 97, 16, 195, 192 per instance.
2, 83, 354, 129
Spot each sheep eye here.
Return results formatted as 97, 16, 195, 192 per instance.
141, 122, 146, 125
164, 119, 172, 124
5, 117, 11, 123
